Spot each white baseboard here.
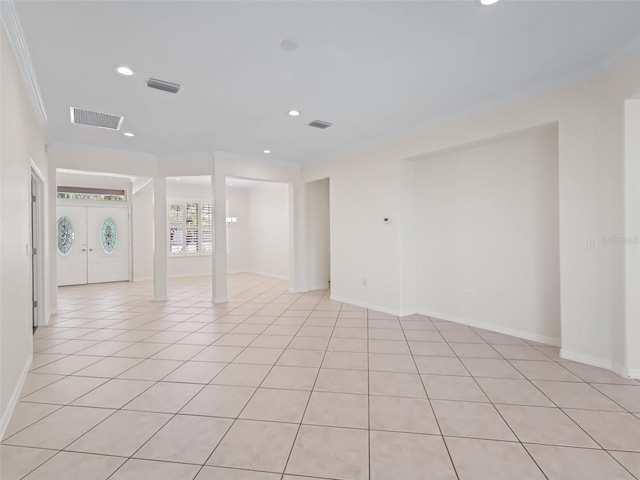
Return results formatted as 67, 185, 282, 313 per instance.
624, 368, 640, 379
329, 295, 403, 316
610, 361, 640, 379
248, 270, 289, 281
133, 276, 153, 282
560, 349, 613, 370
213, 297, 228, 304
418, 309, 561, 347
307, 283, 330, 292
152, 296, 168, 302
1, 353, 32, 440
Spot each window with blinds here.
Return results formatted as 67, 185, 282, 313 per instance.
168, 200, 213, 255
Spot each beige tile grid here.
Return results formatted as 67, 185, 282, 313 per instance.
2, 273, 640, 480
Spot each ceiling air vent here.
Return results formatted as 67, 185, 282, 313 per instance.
308, 120, 332, 129
70, 108, 123, 130
147, 77, 182, 94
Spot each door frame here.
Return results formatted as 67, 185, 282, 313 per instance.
30, 161, 46, 328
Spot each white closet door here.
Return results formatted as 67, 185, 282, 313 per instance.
57, 206, 88, 286
87, 206, 130, 284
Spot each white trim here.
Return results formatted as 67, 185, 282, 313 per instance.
167, 272, 211, 279
307, 283, 330, 292
248, 270, 289, 281
0, 353, 32, 439
560, 349, 613, 370
132, 177, 153, 195
624, 368, 640, 379
152, 296, 168, 302
602, 31, 640, 73
30, 164, 46, 327
329, 295, 405, 317
610, 362, 640, 380
418, 309, 561, 347
213, 297, 228, 304
0, 1, 47, 126
133, 276, 153, 282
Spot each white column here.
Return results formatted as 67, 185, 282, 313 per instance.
152, 176, 168, 301
212, 156, 228, 303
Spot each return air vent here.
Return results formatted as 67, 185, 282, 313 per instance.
147, 77, 182, 94
308, 120, 332, 129
70, 108, 123, 130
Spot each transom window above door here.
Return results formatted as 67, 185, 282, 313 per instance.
57, 186, 126, 201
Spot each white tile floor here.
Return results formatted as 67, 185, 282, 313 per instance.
3, 273, 640, 479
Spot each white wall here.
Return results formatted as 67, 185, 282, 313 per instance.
303, 52, 640, 375
227, 188, 250, 273
57, 171, 132, 192
306, 178, 330, 290
248, 182, 290, 279
1, 23, 49, 433
415, 126, 560, 344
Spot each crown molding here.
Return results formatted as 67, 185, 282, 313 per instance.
602, 31, 640, 73
0, 0, 47, 127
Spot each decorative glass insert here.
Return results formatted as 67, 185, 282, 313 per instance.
57, 216, 74, 255
101, 217, 118, 253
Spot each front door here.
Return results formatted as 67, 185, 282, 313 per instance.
57, 206, 88, 286
57, 206, 130, 286
87, 207, 129, 284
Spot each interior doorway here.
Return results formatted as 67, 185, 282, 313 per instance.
306, 178, 331, 291
30, 167, 45, 329
57, 205, 130, 286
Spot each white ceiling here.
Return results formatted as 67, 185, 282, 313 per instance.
13, 1, 640, 164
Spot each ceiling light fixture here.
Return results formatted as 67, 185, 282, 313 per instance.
288, 110, 301, 117
263, 149, 271, 154
123, 132, 135, 137
479, 0, 500, 5
115, 65, 134, 76
176, 178, 181, 181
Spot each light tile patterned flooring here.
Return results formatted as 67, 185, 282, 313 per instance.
3, 273, 640, 479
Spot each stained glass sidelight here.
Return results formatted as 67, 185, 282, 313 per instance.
57, 216, 74, 254
101, 217, 117, 253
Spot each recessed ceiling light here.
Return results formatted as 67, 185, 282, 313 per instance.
115, 65, 134, 76
123, 132, 135, 137
263, 149, 271, 154
288, 110, 301, 117
479, 0, 500, 5
176, 178, 181, 181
